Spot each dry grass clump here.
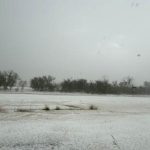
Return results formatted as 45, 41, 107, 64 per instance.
64, 104, 82, 110
89, 104, 98, 110
55, 106, 61, 110
42, 105, 50, 111
0, 106, 6, 113
16, 108, 33, 112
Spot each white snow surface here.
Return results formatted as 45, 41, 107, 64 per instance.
0, 93, 150, 150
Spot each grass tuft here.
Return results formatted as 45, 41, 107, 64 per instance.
16, 108, 32, 112
0, 106, 6, 113
43, 105, 50, 111
89, 104, 98, 110
55, 106, 61, 110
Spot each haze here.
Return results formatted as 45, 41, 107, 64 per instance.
0, 0, 150, 85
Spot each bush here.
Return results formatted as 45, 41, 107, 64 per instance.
43, 105, 50, 111
89, 105, 98, 110
55, 106, 61, 110
16, 108, 32, 112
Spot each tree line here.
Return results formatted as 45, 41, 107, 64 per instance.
0, 70, 150, 94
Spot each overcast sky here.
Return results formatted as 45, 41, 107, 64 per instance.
0, 0, 150, 85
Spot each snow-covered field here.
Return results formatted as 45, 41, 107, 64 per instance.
0, 93, 150, 150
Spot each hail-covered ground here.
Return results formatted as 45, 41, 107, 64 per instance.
0, 92, 150, 150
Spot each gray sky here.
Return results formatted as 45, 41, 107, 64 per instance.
0, 0, 150, 85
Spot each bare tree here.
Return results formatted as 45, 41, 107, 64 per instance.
2, 71, 19, 90
19, 80, 27, 91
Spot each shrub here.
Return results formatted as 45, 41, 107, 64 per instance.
43, 105, 50, 111
55, 106, 61, 110
89, 104, 98, 110
16, 108, 32, 112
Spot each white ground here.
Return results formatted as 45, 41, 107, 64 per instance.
0, 93, 150, 150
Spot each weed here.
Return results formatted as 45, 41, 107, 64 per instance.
89, 104, 98, 110
55, 106, 61, 110
16, 108, 32, 112
43, 105, 50, 111
0, 106, 6, 113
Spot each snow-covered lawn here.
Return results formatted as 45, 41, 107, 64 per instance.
0, 93, 150, 150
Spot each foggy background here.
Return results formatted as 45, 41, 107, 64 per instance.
0, 0, 150, 85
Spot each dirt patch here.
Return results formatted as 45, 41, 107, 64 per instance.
0, 106, 6, 113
